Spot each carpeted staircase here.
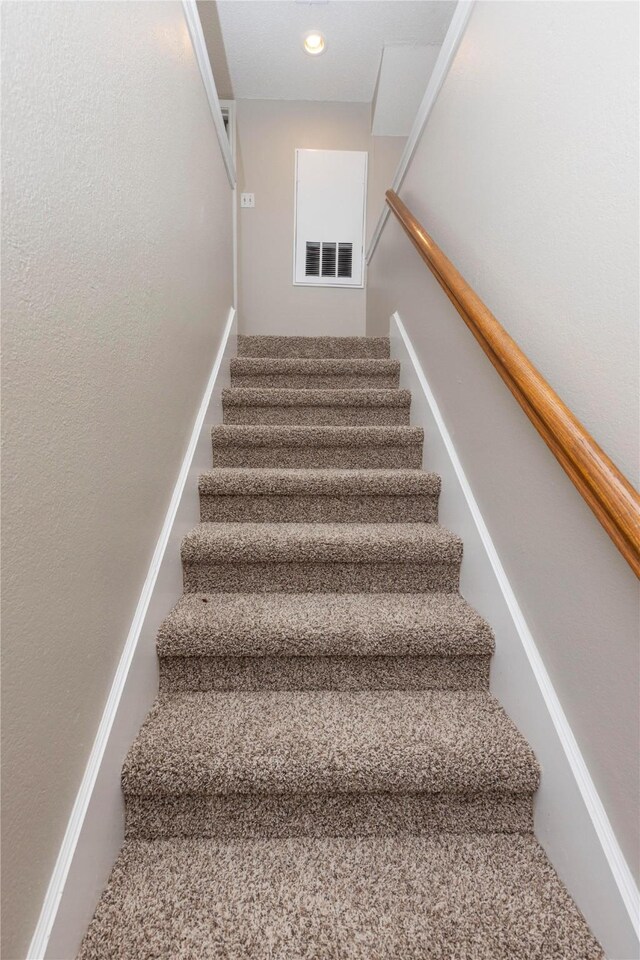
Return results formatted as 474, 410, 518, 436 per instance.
79, 335, 603, 959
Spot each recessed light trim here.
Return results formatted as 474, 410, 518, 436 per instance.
303, 31, 326, 56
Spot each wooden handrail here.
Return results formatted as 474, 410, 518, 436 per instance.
385, 189, 640, 578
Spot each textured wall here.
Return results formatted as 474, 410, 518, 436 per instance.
368, 1, 639, 877
1, 3, 232, 957
367, 135, 406, 248
235, 99, 370, 336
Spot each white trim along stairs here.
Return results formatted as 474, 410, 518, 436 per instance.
69, 328, 609, 958
29, 311, 237, 960
391, 312, 640, 960
30, 316, 639, 959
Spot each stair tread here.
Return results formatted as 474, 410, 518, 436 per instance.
157, 592, 494, 658
230, 357, 401, 391
223, 387, 411, 407
198, 467, 439, 496
231, 357, 400, 374
81, 330, 602, 959
181, 521, 462, 565
237, 335, 390, 359
211, 424, 423, 446
121, 690, 539, 797
78, 835, 603, 960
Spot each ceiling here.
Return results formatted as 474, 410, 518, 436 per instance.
204, 1, 456, 103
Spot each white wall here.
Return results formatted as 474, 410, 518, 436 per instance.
368, 0, 639, 886
1, 3, 233, 957
235, 99, 370, 336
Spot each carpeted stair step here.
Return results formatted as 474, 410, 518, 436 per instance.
237, 335, 390, 359
230, 357, 400, 389
79, 329, 605, 959
198, 468, 439, 523
121, 689, 540, 839
211, 425, 424, 468
180, 522, 462, 593
156, 592, 494, 692
78, 834, 604, 960
222, 387, 411, 426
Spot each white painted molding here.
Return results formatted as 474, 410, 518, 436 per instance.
391, 310, 640, 959
365, 1, 475, 264
182, 0, 236, 188
28, 308, 237, 960
219, 99, 238, 310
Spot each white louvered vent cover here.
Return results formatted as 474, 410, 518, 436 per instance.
294, 149, 367, 288
304, 242, 353, 279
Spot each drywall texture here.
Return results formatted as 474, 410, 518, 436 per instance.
367, 135, 406, 247
1, 3, 232, 957
235, 99, 370, 337
368, 1, 639, 879
372, 44, 441, 137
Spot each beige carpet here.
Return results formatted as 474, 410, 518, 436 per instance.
79, 335, 603, 958
79, 836, 603, 960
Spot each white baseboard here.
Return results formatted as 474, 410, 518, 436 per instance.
28, 307, 237, 960
391, 311, 639, 960
27, 305, 638, 959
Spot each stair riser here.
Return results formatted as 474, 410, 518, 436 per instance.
182, 560, 460, 594
124, 793, 533, 840
158, 655, 491, 693
222, 405, 410, 427
212, 445, 424, 469
231, 373, 400, 389
238, 336, 390, 359
199, 493, 438, 523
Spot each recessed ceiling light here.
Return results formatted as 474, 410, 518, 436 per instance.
303, 32, 325, 56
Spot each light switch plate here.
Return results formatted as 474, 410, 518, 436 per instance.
240, 193, 255, 208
